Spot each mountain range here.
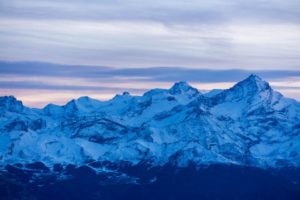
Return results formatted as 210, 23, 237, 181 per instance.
0, 74, 300, 175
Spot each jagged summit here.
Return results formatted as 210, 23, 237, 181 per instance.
236, 74, 271, 92
212, 74, 273, 103
170, 81, 194, 91
170, 81, 191, 90
122, 91, 130, 96
0, 95, 17, 103
0, 95, 24, 113
112, 92, 133, 102
169, 81, 199, 96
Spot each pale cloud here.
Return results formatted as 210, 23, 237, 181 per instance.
0, 19, 299, 69
0, 0, 299, 106
0, 0, 299, 68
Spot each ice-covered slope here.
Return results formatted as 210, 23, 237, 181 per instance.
0, 75, 299, 172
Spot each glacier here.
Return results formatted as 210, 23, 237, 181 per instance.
0, 74, 300, 173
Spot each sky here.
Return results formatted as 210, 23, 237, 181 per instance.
0, 0, 299, 107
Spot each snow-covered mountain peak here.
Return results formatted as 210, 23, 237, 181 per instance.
237, 74, 271, 92
169, 81, 199, 95
213, 75, 273, 104
62, 96, 103, 116
208, 75, 283, 119
77, 96, 93, 103
76, 96, 102, 107
247, 74, 261, 81
111, 92, 134, 103
122, 91, 130, 96
0, 95, 24, 113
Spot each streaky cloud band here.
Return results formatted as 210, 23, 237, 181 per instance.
1, 61, 299, 84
